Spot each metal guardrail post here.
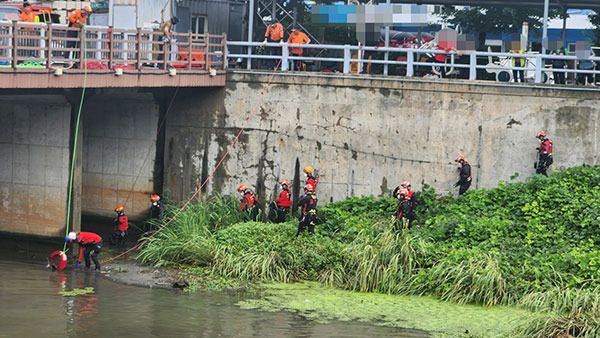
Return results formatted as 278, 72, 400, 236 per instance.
535, 54, 542, 83
79, 27, 85, 66
281, 42, 289, 71
46, 24, 52, 68
343, 44, 350, 74
188, 31, 193, 70
469, 52, 477, 80
137, 28, 143, 70
222, 33, 227, 69
12, 21, 17, 68
108, 27, 114, 69
40, 27, 46, 60
406, 50, 414, 77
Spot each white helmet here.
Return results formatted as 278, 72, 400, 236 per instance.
68, 232, 77, 241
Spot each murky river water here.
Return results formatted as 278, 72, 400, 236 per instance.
0, 239, 426, 338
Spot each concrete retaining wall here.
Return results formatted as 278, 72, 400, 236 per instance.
0, 95, 71, 236
82, 91, 159, 219
164, 72, 600, 208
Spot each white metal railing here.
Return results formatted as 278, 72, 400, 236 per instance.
226, 41, 600, 84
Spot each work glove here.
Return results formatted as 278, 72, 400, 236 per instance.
263, 40, 267, 46
75, 262, 80, 269
453, 183, 459, 188
279, 41, 284, 46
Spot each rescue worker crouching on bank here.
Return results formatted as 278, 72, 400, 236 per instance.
150, 194, 163, 219
304, 166, 319, 190
66, 231, 102, 271
535, 131, 553, 176
454, 155, 472, 196
274, 180, 292, 223
392, 188, 411, 230
297, 183, 317, 237
238, 184, 259, 221
401, 181, 417, 227
111, 205, 128, 247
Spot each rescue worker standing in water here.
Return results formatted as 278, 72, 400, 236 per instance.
238, 184, 259, 221
454, 155, 472, 196
66, 231, 102, 271
297, 183, 317, 237
274, 180, 292, 223
535, 131, 553, 176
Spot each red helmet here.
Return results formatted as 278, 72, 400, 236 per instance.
304, 183, 315, 192
115, 205, 124, 213
536, 131, 546, 139
397, 188, 409, 199
151, 194, 160, 202
279, 180, 290, 187
455, 155, 465, 162
237, 184, 246, 192
401, 181, 411, 189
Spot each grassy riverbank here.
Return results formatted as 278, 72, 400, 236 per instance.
138, 165, 600, 337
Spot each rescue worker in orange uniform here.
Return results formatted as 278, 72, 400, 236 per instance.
19, 2, 36, 22
66, 231, 102, 271
535, 131, 553, 176
111, 205, 128, 247
454, 155, 472, 196
263, 19, 284, 68
238, 184, 259, 221
392, 188, 411, 230
296, 183, 317, 237
401, 181, 417, 227
287, 26, 310, 71
63, 6, 92, 62
304, 166, 318, 191
274, 180, 292, 223
150, 194, 163, 219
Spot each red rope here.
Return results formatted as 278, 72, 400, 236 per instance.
103, 61, 281, 264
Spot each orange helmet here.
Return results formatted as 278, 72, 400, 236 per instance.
303, 166, 313, 174
536, 131, 546, 139
401, 181, 411, 189
304, 183, 315, 192
397, 188, 409, 199
151, 194, 160, 202
280, 180, 289, 187
115, 205, 124, 213
237, 184, 246, 192
455, 155, 465, 162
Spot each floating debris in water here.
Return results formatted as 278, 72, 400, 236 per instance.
59, 287, 95, 296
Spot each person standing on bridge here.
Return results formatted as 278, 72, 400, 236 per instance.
304, 166, 319, 191
287, 26, 310, 71
274, 180, 292, 223
157, 16, 179, 63
238, 184, 259, 221
454, 155, 472, 196
535, 131, 553, 176
297, 183, 317, 237
263, 19, 284, 69
63, 6, 92, 65
66, 231, 102, 271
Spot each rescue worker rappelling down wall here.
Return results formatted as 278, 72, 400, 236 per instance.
304, 166, 319, 191
454, 155, 472, 196
535, 131, 553, 176
297, 183, 317, 237
66, 231, 102, 271
392, 188, 411, 230
111, 205, 128, 247
274, 180, 292, 223
238, 185, 259, 221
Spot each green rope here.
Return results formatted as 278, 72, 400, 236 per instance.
63, 28, 88, 251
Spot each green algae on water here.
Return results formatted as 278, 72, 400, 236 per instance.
238, 282, 538, 337
59, 287, 95, 296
